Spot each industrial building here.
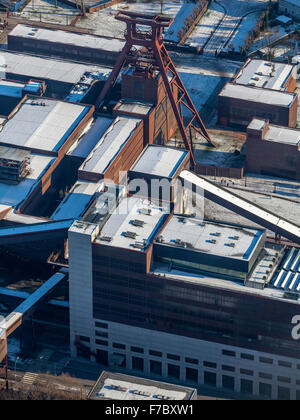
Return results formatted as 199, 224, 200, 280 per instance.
8, 25, 125, 66
279, 0, 300, 21
218, 83, 298, 129
233, 59, 297, 93
246, 118, 300, 180
0, 10, 300, 401
88, 371, 197, 400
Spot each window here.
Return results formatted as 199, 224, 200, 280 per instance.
150, 360, 162, 376
149, 350, 162, 357
222, 375, 235, 391
167, 354, 180, 361
203, 361, 217, 369
204, 371, 216, 387
186, 368, 198, 384
222, 350, 236, 357
241, 379, 253, 395
259, 382, 272, 399
278, 376, 291, 384
278, 386, 290, 401
131, 346, 144, 354
296, 390, 300, 401
278, 361, 292, 369
259, 372, 272, 380
222, 365, 235, 373
113, 343, 126, 350
95, 331, 108, 338
79, 336, 90, 343
185, 357, 198, 365
240, 369, 254, 377
132, 357, 144, 372
260, 357, 273, 365
95, 339, 108, 346
168, 364, 180, 379
241, 353, 254, 361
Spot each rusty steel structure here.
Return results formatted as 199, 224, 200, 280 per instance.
96, 11, 215, 167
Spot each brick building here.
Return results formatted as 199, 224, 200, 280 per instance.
246, 118, 300, 180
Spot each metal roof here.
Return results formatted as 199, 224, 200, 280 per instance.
131, 146, 188, 178
0, 98, 90, 153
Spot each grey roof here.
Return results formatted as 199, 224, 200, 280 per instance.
158, 215, 264, 261
248, 118, 268, 131
115, 100, 153, 116
0, 98, 90, 153
234, 59, 295, 91
219, 83, 296, 107
0, 50, 112, 85
10, 24, 125, 53
264, 124, 300, 145
80, 117, 141, 175
131, 146, 188, 178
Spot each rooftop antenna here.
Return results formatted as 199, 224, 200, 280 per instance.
95, 11, 216, 168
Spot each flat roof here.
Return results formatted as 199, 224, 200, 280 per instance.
80, 117, 141, 176
158, 215, 264, 261
51, 180, 101, 221
10, 25, 125, 53
115, 100, 153, 116
0, 50, 112, 85
219, 83, 296, 107
234, 59, 295, 91
249, 118, 300, 145
0, 98, 90, 153
69, 117, 113, 159
95, 196, 167, 252
131, 146, 188, 178
0, 153, 55, 208
89, 371, 195, 401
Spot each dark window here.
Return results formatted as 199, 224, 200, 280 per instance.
79, 336, 90, 343
167, 353, 180, 361
278, 376, 291, 384
222, 375, 235, 391
241, 353, 254, 361
259, 382, 272, 399
259, 372, 272, 380
278, 361, 292, 368
150, 360, 162, 376
260, 357, 273, 365
96, 349, 108, 366
149, 350, 162, 357
222, 350, 236, 357
241, 379, 253, 395
113, 343, 126, 350
203, 361, 217, 369
204, 371, 216, 387
222, 365, 235, 373
185, 357, 198, 365
186, 367, 198, 383
168, 364, 180, 379
132, 357, 144, 372
278, 386, 290, 401
240, 369, 254, 377
131, 346, 144, 354
95, 339, 108, 346
296, 390, 300, 401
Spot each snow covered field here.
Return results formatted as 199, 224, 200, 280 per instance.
165, 1, 201, 43
187, 0, 270, 54
18, 0, 78, 25
75, 0, 184, 39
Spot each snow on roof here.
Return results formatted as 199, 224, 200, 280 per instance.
0, 50, 112, 85
80, 117, 141, 176
131, 146, 188, 178
0, 153, 55, 208
10, 24, 125, 53
248, 118, 268, 131
234, 59, 295, 91
69, 117, 113, 159
158, 215, 263, 261
165, 2, 199, 43
219, 83, 296, 106
264, 125, 300, 146
95, 196, 167, 252
0, 98, 90, 153
115, 100, 153, 116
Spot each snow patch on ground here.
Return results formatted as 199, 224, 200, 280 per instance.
165, 1, 200, 43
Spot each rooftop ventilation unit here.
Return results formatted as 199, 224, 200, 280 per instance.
0, 149, 30, 183
207, 239, 217, 244
226, 243, 236, 248
211, 232, 221, 237
132, 219, 145, 227
124, 231, 137, 239
157, 235, 165, 243
133, 242, 145, 250
99, 236, 112, 242
140, 208, 152, 216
